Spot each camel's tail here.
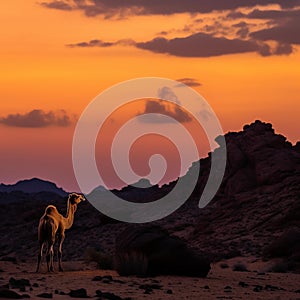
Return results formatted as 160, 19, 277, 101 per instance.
38, 216, 55, 242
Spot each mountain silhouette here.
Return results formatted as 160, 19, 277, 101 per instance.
0, 177, 67, 196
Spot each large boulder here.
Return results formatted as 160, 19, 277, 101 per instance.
114, 225, 210, 277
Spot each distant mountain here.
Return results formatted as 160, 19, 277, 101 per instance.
0, 178, 67, 196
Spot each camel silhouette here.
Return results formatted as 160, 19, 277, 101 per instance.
36, 193, 85, 272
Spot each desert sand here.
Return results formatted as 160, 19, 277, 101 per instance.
1, 258, 300, 300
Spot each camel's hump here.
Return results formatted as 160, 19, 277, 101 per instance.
45, 205, 58, 215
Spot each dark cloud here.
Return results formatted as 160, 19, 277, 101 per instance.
139, 99, 192, 123
226, 11, 246, 19
66, 38, 135, 48
157, 31, 169, 36
203, 24, 218, 33
136, 33, 263, 57
175, 78, 202, 87
227, 7, 300, 22
227, 8, 300, 51
250, 18, 300, 45
233, 21, 248, 28
237, 27, 249, 39
63, 2, 300, 58
256, 42, 272, 56
41, 0, 300, 17
247, 8, 300, 20
274, 43, 293, 55
232, 21, 250, 38
0, 109, 72, 128
67, 39, 114, 48
137, 86, 192, 123
40, 0, 72, 10
68, 31, 287, 57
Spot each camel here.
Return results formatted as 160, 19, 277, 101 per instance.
36, 193, 85, 272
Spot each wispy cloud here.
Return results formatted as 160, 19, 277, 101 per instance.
66, 39, 135, 48
175, 78, 202, 87
0, 109, 73, 128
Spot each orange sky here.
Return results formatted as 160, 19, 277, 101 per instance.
0, 1, 299, 191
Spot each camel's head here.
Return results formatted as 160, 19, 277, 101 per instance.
68, 193, 86, 205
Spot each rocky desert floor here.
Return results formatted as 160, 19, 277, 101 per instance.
1, 257, 300, 300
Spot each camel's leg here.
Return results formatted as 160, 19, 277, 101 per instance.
49, 243, 54, 272
58, 233, 65, 272
46, 246, 51, 272
36, 242, 44, 273
46, 241, 55, 272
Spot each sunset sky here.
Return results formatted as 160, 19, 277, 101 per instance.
0, 1, 299, 192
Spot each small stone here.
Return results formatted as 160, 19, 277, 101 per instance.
69, 288, 88, 298
101, 292, 123, 300
102, 275, 113, 281
264, 284, 285, 291
9, 277, 31, 289
112, 279, 125, 284
37, 292, 53, 298
224, 286, 232, 292
139, 284, 162, 290
238, 281, 249, 288
144, 288, 152, 294
253, 285, 263, 292
166, 289, 173, 294
151, 279, 160, 283
92, 276, 102, 281
102, 279, 111, 284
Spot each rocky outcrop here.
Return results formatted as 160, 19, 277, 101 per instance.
189, 120, 300, 267
210, 120, 299, 195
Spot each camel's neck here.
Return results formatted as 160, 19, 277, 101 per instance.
63, 200, 77, 229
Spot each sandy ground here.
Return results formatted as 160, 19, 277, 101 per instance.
0, 258, 300, 300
